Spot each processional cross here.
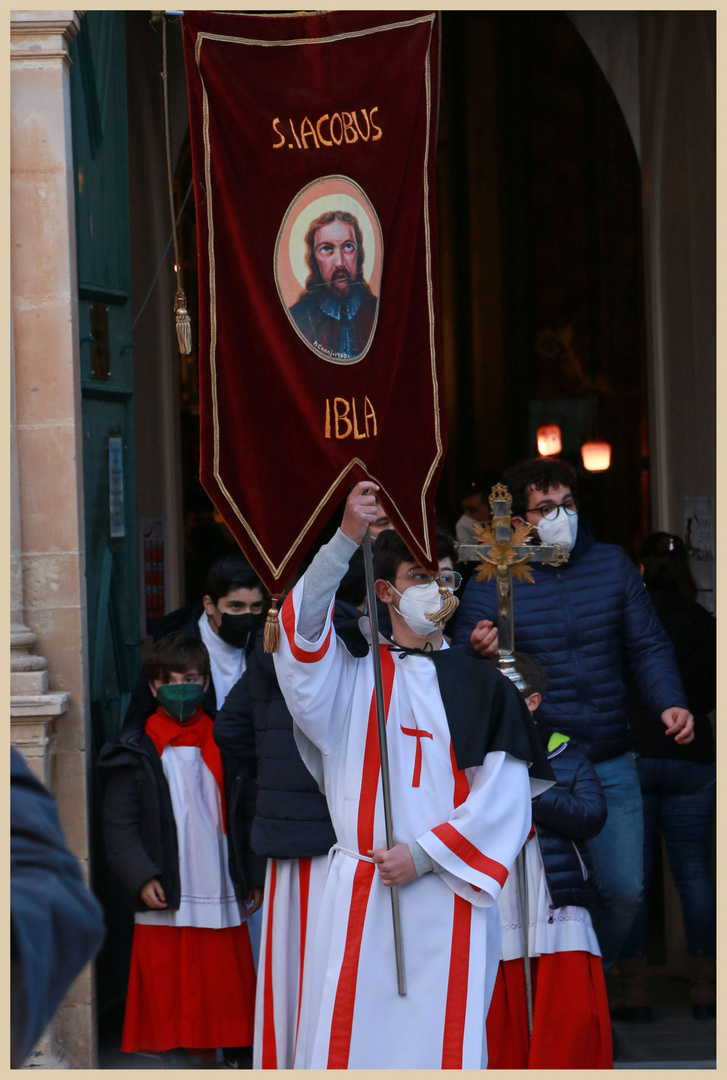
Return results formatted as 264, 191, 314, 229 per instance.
457, 483, 569, 687
457, 482, 569, 1035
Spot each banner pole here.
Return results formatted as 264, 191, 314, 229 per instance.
361, 524, 406, 996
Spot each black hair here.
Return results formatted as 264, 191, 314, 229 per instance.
204, 554, 263, 604
373, 529, 457, 583
511, 651, 548, 699
145, 633, 211, 682
336, 546, 368, 608
638, 532, 697, 602
500, 458, 578, 518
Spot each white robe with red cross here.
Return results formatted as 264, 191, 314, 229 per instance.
273, 579, 533, 1070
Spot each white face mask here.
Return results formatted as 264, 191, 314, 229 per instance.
389, 580, 443, 637
535, 511, 578, 551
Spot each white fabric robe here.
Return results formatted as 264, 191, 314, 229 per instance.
253, 854, 329, 1070
135, 744, 242, 929
198, 611, 246, 709
497, 833, 601, 961
274, 579, 533, 1069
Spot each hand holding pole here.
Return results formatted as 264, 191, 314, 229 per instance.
358, 484, 406, 995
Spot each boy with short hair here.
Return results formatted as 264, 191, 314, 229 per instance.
200, 555, 266, 707
99, 633, 257, 1063
273, 482, 553, 1069
124, 555, 266, 734
486, 651, 613, 1068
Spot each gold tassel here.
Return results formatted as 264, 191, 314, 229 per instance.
263, 597, 281, 653
425, 582, 460, 627
175, 290, 192, 355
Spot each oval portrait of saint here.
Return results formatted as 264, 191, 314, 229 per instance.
275, 176, 383, 365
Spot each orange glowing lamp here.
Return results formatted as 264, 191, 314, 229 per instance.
581, 441, 611, 471
537, 423, 562, 457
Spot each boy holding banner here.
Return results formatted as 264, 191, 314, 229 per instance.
274, 483, 552, 1069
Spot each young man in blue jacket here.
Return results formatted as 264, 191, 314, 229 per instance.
451, 458, 693, 971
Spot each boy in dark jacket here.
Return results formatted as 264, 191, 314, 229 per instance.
486, 652, 613, 1069
99, 634, 258, 1063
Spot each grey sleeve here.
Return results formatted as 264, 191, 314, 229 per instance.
298, 529, 360, 642
408, 840, 439, 877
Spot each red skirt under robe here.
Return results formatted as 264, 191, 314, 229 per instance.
486, 951, 612, 1069
122, 923, 256, 1053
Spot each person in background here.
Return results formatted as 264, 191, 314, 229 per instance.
616, 532, 716, 1022
11, 748, 106, 1068
99, 634, 260, 1067
455, 487, 489, 546
125, 554, 266, 732
452, 457, 693, 973
120, 554, 268, 977
369, 496, 393, 539
486, 652, 612, 1068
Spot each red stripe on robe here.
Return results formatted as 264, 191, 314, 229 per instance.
432, 822, 509, 887
281, 591, 332, 663
294, 857, 312, 1052
439, 743, 473, 1063
441, 895, 472, 1068
448, 743, 479, 892
261, 860, 278, 1068
327, 647, 395, 1069
449, 741, 470, 808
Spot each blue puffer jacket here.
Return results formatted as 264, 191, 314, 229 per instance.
451, 519, 688, 763
532, 735, 606, 910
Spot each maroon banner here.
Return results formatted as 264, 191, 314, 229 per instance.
182, 10, 445, 594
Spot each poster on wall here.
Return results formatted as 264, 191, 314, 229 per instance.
140, 517, 167, 635
108, 435, 125, 538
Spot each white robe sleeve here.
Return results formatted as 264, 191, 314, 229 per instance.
416, 750, 532, 908
273, 575, 356, 759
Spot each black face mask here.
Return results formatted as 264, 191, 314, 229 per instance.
218, 612, 263, 649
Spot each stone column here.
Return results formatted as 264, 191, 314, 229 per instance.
638, 13, 716, 978
11, 314, 71, 783
11, 10, 97, 1069
639, 11, 716, 534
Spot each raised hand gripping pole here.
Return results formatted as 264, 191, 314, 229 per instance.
360, 492, 406, 995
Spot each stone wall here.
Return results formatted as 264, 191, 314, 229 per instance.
11, 10, 97, 1069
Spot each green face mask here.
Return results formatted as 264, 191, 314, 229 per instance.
155, 682, 205, 722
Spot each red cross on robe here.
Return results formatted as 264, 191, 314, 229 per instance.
400, 711, 434, 787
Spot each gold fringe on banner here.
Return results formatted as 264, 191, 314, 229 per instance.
175, 290, 192, 355
264, 597, 282, 653
426, 580, 459, 627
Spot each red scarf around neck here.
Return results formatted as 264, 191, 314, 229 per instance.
145, 706, 226, 830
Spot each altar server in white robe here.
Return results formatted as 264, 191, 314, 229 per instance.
274, 482, 554, 1070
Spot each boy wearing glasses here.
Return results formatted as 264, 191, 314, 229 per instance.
452, 458, 692, 975
272, 482, 552, 1069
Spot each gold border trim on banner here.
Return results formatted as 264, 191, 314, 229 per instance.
194, 12, 442, 576
273, 173, 384, 367
194, 13, 436, 59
